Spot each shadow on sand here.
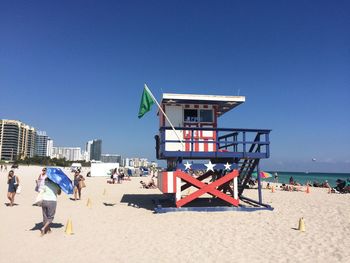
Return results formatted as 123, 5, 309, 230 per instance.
120, 194, 241, 211
30, 222, 64, 232
120, 194, 164, 211
103, 202, 116, 206
4, 203, 19, 207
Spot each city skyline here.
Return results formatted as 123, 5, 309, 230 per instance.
1, 1, 349, 172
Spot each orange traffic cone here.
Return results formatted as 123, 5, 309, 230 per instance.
306, 185, 310, 194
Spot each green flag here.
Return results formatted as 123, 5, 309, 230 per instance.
138, 86, 155, 118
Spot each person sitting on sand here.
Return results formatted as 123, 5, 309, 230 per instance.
140, 179, 157, 189
148, 177, 157, 188
289, 176, 294, 185
322, 180, 331, 188
313, 181, 321, 187
282, 184, 292, 191
248, 178, 256, 187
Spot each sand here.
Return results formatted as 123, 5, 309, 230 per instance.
0, 165, 349, 263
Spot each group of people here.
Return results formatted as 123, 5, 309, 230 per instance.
107, 167, 132, 184
5, 167, 86, 236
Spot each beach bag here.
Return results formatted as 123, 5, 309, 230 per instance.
79, 180, 86, 188
34, 190, 44, 207
16, 185, 22, 194
13, 176, 20, 193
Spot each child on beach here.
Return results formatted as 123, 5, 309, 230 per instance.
7, 170, 19, 206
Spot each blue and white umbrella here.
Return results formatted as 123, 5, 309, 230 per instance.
46, 167, 74, 194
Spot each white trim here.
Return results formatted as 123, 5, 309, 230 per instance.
175, 177, 181, 201
163, 93, 245, 103
167, 172, 173, 193
233, 177, 238, 200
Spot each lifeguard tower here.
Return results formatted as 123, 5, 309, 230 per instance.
155, 93, 272, 212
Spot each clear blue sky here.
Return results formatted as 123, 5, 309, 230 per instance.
1, 1, 349, 172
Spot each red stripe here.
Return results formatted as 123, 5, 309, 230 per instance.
194, 138, 199, 151
184, 130, 190, 151
213, 132, 216, 151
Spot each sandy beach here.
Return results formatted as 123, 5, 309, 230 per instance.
0, 165, 349, 263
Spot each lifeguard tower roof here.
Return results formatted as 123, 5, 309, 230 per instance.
162, 93, 245, 116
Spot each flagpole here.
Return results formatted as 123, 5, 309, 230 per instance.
144, 84, 185, 149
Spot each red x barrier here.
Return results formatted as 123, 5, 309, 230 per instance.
174, 170, 239, 207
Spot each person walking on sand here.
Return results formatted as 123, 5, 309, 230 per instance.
41, 178, 61, 236
7, 170, 19, 206
36, 167, 47, 192
73, 170, 85, 200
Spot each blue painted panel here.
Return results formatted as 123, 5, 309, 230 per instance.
157, 126, 271, 161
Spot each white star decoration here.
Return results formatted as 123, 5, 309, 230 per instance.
204, 161, 216, 172
184, 161, 192, 170
224, 162, 231, 170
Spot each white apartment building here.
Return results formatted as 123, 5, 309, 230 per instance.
51, 147, 82, 161
46, 138, 53, 157
85, 140, 93, 162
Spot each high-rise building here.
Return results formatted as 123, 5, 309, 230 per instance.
85, 140, 93, 161
51, 147, 82, 161
90, 139, 102, 161
46, 138, 53, 157
0, 119, 36, 161
35, 131, 49, 157
101, 154, 121, 164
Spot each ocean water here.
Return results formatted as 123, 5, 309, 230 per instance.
263, 171, 350, 187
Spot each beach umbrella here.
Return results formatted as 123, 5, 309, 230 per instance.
252, 171, 273, 179
46, 167, 74, 194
